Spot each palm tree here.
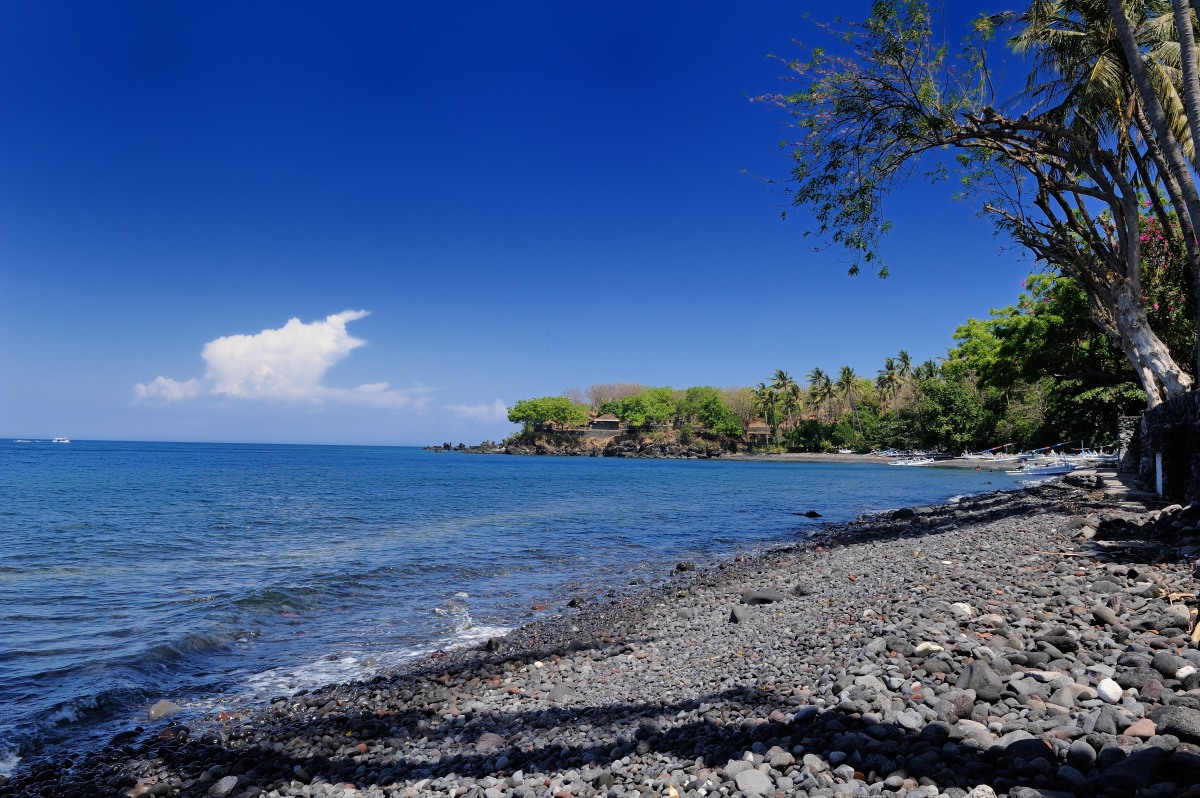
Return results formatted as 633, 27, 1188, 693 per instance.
753, 382, 779, 445
771, 369, 800, 434
806, 367, 833, 423
876, 357, 901, 411
836, 366, 863, 435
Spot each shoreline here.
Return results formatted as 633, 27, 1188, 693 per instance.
7, 480, 1200, 797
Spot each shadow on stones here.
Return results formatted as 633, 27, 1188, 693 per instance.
24, 633, 1200, 798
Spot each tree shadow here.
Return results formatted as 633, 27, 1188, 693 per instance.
25, 625, 1200, 798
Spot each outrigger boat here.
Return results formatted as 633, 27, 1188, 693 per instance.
1006, 456, 1076, 476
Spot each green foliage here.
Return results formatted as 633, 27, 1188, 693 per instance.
677, 386, 745, 437
917, 377, 994, 452
507, 396, 590, 431
949, 274, 1144, 446
602, 386, 677, 429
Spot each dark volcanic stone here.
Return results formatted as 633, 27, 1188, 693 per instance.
1150, 706, 1200, 743
957, 661, 1004, 702
741, 589, 787, 605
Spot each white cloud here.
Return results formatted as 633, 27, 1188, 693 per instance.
133, 376, 202, 402
447, 399, 509, 422
135, 310, 426, 409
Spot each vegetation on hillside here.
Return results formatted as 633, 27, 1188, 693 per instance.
508, 0, 1200, 453
505, 272, 1147, 453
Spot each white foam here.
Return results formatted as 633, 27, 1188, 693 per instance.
239, 622, 511, 701
0, 749, 21, 779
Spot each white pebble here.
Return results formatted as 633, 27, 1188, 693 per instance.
1097, 678, 1123, 703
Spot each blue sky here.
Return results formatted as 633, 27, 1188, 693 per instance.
0, 1, 1031, 445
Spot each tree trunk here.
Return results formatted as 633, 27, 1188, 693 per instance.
1110, 278, 1194, 406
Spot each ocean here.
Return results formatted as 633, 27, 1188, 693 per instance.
0, 440, 1028, 775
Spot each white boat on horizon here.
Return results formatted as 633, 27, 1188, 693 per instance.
51, 437, 70, 444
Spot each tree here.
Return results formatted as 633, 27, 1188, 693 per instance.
876, 357, 901, 410
722, 386, 758, 432
806, 367, 834, 422
585, 382, 644, 409
763, 0, 1195, 406
918, 377, 994, 452
678, 386, 745, 437
835, 366, 864, 434
507, 396, 590, 431
753, 382, 780, 444
605, 386, 677, 428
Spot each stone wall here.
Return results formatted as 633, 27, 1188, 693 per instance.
1136, 393, 1200, 502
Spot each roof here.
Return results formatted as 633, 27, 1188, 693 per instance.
593, 413, 620, 422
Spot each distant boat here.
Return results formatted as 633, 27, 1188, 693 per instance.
1006, 459, 1075, 476
891, 456, 935, 466
51, 437, 70, 444
837, 448, 854, 454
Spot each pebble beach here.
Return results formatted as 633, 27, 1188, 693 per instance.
5, 476, 1200, 798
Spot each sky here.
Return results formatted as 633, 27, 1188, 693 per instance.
0, 1, 1034, 446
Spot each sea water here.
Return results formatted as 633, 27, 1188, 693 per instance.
0, 440, 1028, 774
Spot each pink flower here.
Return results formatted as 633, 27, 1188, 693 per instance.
1154, 303, 1160, 310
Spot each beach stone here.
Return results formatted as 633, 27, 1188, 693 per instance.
733, 769, 773, 796
1102, 746, 1168, 791
1116, 668, 1162, 690
950, 602, 976, 620
729, 606, 750, 624
740, 589, 787, 605
1149, 706, 1200, 742
1068, 739, 1097, 768
1159, 605, 1192, 630
208, 776, 239, 797
1097, 678, 1123, 703
1153, 651, 1190, 678
1092, 606, 1121, 626
957, 661, 1003, 702
1126, 718, 1157, 738
965, 786, 998, 798
476, 732, 506, 751
148, 700, 181, 721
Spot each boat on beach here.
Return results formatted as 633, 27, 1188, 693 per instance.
1005, 458, 1076, 476
890, 456, 935, 466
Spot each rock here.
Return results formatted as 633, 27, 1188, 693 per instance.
1068, 739, 1097, 768
1091, 605, 1121, 626
1159, 604, 1192, 631
147, 700, 181, 721
1125, 718, 1157, 738
914, 642, 944, 656
1149, 706, 1200, 742
1152, 651, 1190, 678
965, 786, 998, 798
548, 684, 573, 703
804, 510, 822, 518
733, 768, 773, 795
950, 602, 976, 620
1005, 737, 1054, 762
476, 732, 506, 751
740, 589, 787, 605
1102, 746, 1168, 791
208, 776, 239, 797
729, 606, 750, 624
1097, 678, 1123, 703
957, 661, 1004, 702
674, 561, 695, 572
